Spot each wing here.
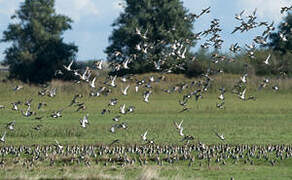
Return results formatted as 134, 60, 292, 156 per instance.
144, 131, 148, 137
242, 89, 246, 96
173, 121, 179, 129
69, 60, 73, 68
265, 54, 271, 63
179, 120, 184, 127
179, 127, 184, 136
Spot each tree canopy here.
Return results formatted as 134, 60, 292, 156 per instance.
268, 13, 292, 54
1, 0, 77, 83
265, 13, 292, 76
105, 0, 196, 74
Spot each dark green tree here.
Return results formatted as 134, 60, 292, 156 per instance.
1, 0, 78, 83
105, 0, 195, 74
267, 13, 292, 75
268, 13, 292, 54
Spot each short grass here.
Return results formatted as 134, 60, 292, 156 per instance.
1, 163, 292, 179
0, 73, 292, 179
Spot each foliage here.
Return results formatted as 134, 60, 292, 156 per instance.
268, 13, 292, 54
184, 48, 209, 77
185, 60, 206, 77
105, 0, 195, 73
1, 0, 78, 84
242, 49, 292, 77
263, 13, 292, 76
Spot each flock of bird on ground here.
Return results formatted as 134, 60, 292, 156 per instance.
0, 5, 291, 168
0, 143, 291, 168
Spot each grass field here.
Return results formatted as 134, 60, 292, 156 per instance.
0, 73, 292, 179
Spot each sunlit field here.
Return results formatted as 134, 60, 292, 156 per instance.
1, 0, 292, 178
0, 72, 292, 179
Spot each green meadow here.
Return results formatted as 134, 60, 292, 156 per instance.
0, 72, 292, 179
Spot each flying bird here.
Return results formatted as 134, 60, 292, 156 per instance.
174, 120, 184, 130
122, 85, 130, 96
6, 121, 15, 131
33, 124, 42, 131
213, 130, 225, 141
80, 114, 89, 128
143, 91, 151, 103
13, 85, 23, 91
95, 61, 103, 70
112, 116, 120, 122
264, 54, 271, 65
120, 104, 126, 114
235, 10, 245, 21
55, 140, 63, 150
110, 75, 117, 87
239, 88, 246, 100
141, 131, 148, 141
0, 132, 6, 143
240, 74, 248, 83
63, 60, 73, 71
89, 77, 96, 88
179, 127, 184, 137
110, 125, 115, 133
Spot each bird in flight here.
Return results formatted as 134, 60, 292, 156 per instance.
11, 102, 20, 111
110, 75, 117, 87
95, 61, 103, 70
174, 120, 184, 130
240, 73, 248, 83
239, 88, 246, 100
80, 114, 89, 128
13, 85, 23, 91
213, 130, 225, 141
112, 115, 121, 122
0, 131, 6, 143
141, 130, 148, 141
235, 10, 245, 21
143, 90, 151, 103
120, 104, 126, 114
6, 121, 15, 131
21, 105, 34, 117
63, 60, 73, 71
89, 77, 96, 88
110, 125, 116, 133
33, 124, 42, 131
264, 54, 271, 65
55, 139, 63, 150
281, 6, 292, 14
122, 85, 130, 96
179, 127, 184, 137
